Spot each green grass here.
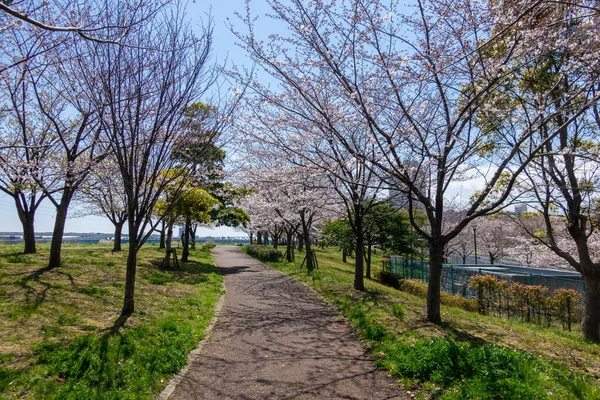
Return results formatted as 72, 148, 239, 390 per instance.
249, 246, 600, 399
0, 243, 223, 399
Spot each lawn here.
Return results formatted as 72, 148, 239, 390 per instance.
0, 243, 223, 399
250, 245, 600, 400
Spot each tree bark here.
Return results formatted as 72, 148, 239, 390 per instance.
285, 230, 294, 262
300, 211, 314, 271
48, 188, 73, 269
257, 231, 262, 245
190, 223, 197, 250
354, 212, 365, 291
15, 201, 37, 254
181, 215, 191, 262
113, 221, 124, 252
162, 219, 174, 269
342, 249, 347, 263
159, 219, 166, 249
426, 239, 445, 323
298, 234, 304, 252
122, 219, 137, 316
581, 270, 600, 342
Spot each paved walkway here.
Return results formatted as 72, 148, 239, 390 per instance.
168, 247, 408, 399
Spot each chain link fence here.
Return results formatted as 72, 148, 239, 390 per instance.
387, 255, 586, 322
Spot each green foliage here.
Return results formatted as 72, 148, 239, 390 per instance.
364, 203, 420, 256
321, 218, 355, 256
392, 304, 406, 319
244, 245, 283, 262
34, 317, 195, 399
376, 270, 401, 289
149, 274, 169, 285
378, 337, 547, 398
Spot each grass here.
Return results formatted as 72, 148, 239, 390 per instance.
249, 246, 600, 399
0, 243, 223, 399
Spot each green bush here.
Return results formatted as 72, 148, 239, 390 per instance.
377, 337, 553, 399
376, 270, 401, 289
245, 245, 283, 262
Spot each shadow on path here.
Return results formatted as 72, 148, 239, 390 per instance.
170, 246, 408, 400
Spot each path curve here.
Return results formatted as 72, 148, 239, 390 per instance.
168, 246, 409, 399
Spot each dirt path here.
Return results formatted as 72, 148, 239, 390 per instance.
167, 246, 409, 399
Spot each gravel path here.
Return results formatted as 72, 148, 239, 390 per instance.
167, 246, 409, 400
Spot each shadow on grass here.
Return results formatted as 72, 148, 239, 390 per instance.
109, 313, 130, 335
4, 267, 76, 312
146, 258, 217, 285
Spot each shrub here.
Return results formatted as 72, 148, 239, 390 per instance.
245, 245, 283, 262
377, 270, 401, 289
200, 241, 216, 253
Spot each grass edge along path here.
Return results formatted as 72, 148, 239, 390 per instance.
0, 243, 224, 400
244, 245, 600, 400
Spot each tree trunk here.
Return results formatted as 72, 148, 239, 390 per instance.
342, 249, 347, 263
181, 215, 191, 262
273, 234, 279, 249
489, 253, 495, 265
159, 219, 166, 249
426, 240, 445, 323
16, 202, 37, 254
48, 188, 73, 269
298, 234, 304, 252
113, 221, 124, 252
300, 212, 314, 272
354, 213, 365, 291
285, 230, 294, 262
581, 271, 600, 342
163, 219, 174, 269
257, 231, 262, 245
190, 223, 197, 250
122, 219, 137, 316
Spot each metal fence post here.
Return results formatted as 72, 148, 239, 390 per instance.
451, 265, 455, 295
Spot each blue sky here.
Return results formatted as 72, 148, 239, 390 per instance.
0, 0, 270, 236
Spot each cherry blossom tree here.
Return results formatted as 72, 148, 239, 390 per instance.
238, 156, 339, 270
476, 217, 517, 265
0, 0, 164, 74
0, 51, 55, 254
28, 52, 106, 269
234, 0, 600, 324
487, 1, 600, 341
77, 159, 128, 252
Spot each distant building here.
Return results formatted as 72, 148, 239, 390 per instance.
514, 205, 528, 215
